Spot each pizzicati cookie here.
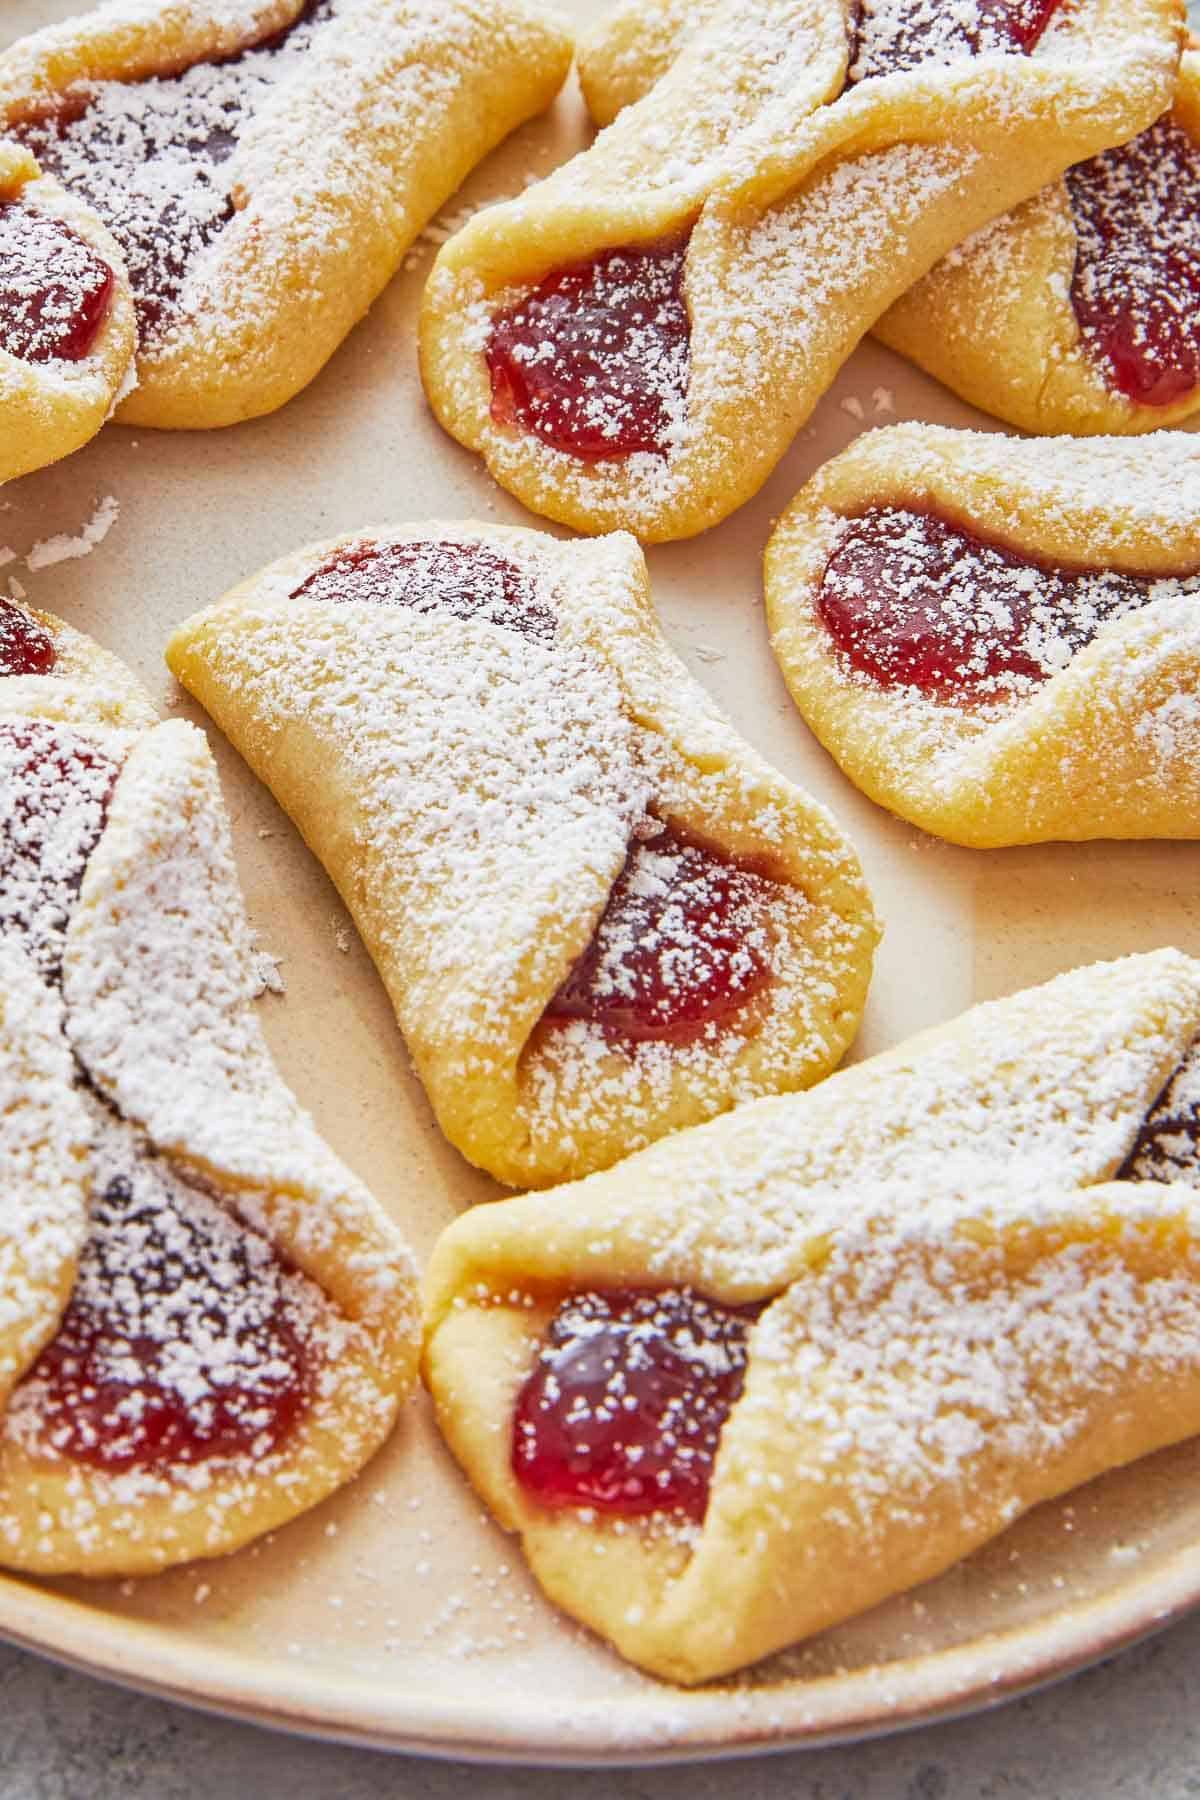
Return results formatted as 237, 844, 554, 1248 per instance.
877, 49, 1200, 434
420, 0, 1180, 543
764, 424, 1200, 848
0, 138, 135, 481
0, 942, 89, 1415
166, 523, 879, 1190
0, 597, 419, 1577
423, 948, 1200, 1684
0, 0, 572, 430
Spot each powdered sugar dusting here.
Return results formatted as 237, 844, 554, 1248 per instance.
26, 495, 119, 571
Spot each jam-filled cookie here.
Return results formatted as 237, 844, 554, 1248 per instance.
877, 49, 1200, 434
765, 424, 1200, 848
424, 948, 1200, 1684
0, 0, 572, 430
420, 0, 1180, 543
0, 942, 89, 1415
166, 523, 878, 1189
0, 599, 419, 1576
0, 138, 135, 481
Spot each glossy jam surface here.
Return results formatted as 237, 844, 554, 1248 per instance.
0, 720, 121, 982
544, 823, 777, 1044
24, 1144, 311, 1472
1066, 118, 1200, 408
13, 0, 331, 341
513, 1288, 758, 1520
847, 0, 1061, 83
487, 238, 690, 461
0, 599, 56, 675
817, 508, 1174, 700
0, 200, 114, 364
1119, 1038, 1200, 1186
291, 538, 557, 641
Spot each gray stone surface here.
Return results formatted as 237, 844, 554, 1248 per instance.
4, 1608, 1200, 1798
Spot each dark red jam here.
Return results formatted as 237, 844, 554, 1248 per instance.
12, 0, 332, 342
0, 200, 114, 363
847, 0, 1061, 83
1118, 1038, 1200, 1185
0, 720, 121, 984
543, 822, 777, 1045
512, 1287, 760, 1520
1066, 118, 1200, 408
0, 598, 56, 676
486, 237, 690, 461
23, 1143, 311, 1472
817, 507, 1177, 701
291, 538, 557, 641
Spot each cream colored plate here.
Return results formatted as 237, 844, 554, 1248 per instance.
3, 0, 1200, 1762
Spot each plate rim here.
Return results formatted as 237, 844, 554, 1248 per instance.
2, 1528, 1199, 1764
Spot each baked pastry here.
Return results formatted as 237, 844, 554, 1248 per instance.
581, 11, 1200, 439
0, 598, 419, 1576
423, 947, 1200, 1685
764, 424, 1200, 848
419, 0, 1180, 543
0, 0, 573, 429
0, 137, 135, 481
877, 49, 1200, 434
166, 523, 879, 1189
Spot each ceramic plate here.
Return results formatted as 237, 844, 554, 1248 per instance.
2, 0, 1200, 1762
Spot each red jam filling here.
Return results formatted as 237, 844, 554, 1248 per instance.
817, 507, 1175, 700
486, 237, 690, 461
291, 538, 556, 641
1119, 1039, 1200, 1185
543, 822, 777, 1045
0, 720, 121, 983
0, 201, 114, 364
512, 1287, 759, 1520
23, 1150, 311, 1472
0, 599, 56, 675
1066, 118, 1200, 408
847, 0, 1061, 83
12, 0, 332, 342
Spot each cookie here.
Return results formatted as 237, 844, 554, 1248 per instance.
764, 424, 1200, 847
420, 0, 1180, 541
1, 0, 572, 429
424, 948, 1200, 1683
0, 138, 135, 481
166, 522, 879, 1189
0, 598, 419, 1576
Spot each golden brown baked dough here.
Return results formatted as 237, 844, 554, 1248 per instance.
0, 599, 419, 1576
420, 0, 1181, 542
166, 522, 879, 1188
877, 51, 1200, 434
424, 948, 1200, 1684
0, 0, 572, 429
0, 139, 135, 481
0, 943, 89, 1415
765, 423, 1200, 847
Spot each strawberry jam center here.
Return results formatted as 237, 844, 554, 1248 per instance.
486, 237, 690, 461
12, 0, 332, 342
1066, 118, 1200, 408
817, 508, 1181, 700
847, 0, 1060, 83
513, 1287, 759, 1520
1119, 1038, 1200, 1186
544, 822, 777, 1044
291, 538, 556, 641
0, 599, 56, 675
20, 1127, 311, 1472
0, 720, 121, 984
0, 201, 114, 363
